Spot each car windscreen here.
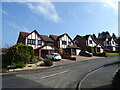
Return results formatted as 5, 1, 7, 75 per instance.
55, 54, 60, 56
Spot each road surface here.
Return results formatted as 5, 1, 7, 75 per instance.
2, 56, 120, 89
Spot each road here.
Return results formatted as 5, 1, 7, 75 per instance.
2, 56, 120, 89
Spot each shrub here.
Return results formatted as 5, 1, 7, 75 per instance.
112, 69, 120, 90
30, 60, 38, 64
87, 46, 94, 53
2, 69, 8, 73
43, 59, 53, 66
33, 56, 44, 61
3, 43, 34, 68
12, 62, 26, 68
38, 57, 44, 61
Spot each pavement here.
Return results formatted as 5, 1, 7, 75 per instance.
2, 56, 120, 89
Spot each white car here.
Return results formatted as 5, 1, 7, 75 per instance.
46, 53, 62, 61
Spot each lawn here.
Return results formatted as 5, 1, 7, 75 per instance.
106, 53, 120, 56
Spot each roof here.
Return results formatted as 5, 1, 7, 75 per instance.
67, 45, 80, 49
49, 35, 58, 41
40, 35, 54, 42
20, 32, 29, 38
83, 35, 90, 40
74, 35, 87, 50
17, 30, 54, 43
57, 33, 73, 42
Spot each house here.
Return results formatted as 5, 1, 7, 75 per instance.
17, 30, 56, 57
49, 33, 80, 55
74, 35, 104, 54
103, 37, 118, 51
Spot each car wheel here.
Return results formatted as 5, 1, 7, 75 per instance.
52, 57, 54, 61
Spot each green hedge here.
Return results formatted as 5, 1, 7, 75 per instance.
2, 43, 34, 68
112, 69, 120, 90
87, 46, 94, 53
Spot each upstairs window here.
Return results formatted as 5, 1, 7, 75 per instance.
38, 40, 42, 45
112, 41, 114, 44
27, 39, 35, 45
89, 40, 92, 44
62, 41, 67, 45
68, 41, 71, 45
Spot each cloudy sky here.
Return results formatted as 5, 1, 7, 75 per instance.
2, 0, 119, 48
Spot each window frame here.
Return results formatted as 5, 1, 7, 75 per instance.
62, 41, 67, 45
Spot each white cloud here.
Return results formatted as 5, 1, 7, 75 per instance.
101, 0, 119, 11
7, 21, 30, 32
2, 10, 9, 16
24, 2, 61, 23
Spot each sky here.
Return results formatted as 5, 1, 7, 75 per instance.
2, 0, 119, 48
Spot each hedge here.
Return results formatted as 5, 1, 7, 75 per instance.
86, 46, 94, 53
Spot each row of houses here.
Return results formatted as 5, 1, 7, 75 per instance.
17, 30, 118, 57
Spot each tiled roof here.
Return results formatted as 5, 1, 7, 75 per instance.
40, 35, 54, 42
49, 35, 58, 41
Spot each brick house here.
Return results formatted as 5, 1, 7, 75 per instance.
103, 37, 118, 51
74, 35, 104, 54
17, 30, 56, 57
49, 33, 80, 55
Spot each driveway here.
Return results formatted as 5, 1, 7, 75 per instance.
54, 56, 104, 66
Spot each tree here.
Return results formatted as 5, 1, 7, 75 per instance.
92, 34, 96, 38
98, 31, 111, 39
112, 33, 117, 39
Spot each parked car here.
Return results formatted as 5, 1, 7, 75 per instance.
79, 50, 93, 57
46, 53, 62, 61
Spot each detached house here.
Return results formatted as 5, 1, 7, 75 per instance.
49, 33, 80, 55
17, 30, 56, 57
74, 35, 104, 54
103, 37, 118, 51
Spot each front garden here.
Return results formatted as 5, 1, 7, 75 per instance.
2, 43, 53, 73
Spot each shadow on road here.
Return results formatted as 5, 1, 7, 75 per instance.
103, 61, 120, 67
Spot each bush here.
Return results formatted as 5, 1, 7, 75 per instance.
43, 59, 53, 66
12, 62, 26, 68
112, 69, 120, 90
33, 56, 44, 61
3, 43, 34, 68
87, 46, 94, 53
2, 69, 8, 73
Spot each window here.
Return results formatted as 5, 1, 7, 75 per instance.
89, 40, 92, 44
97, 47, 100, 52
68, 41, 71, 45
112, 41, 114, 44
38, 40, 42, 45
62, 41, 67, 45
27, 39, 35, 45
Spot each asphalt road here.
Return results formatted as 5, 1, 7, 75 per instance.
2, 56, 120, 89
80, 61, 120, 90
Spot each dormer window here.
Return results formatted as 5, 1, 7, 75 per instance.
89, 40, 92, 44
62, 41, 67, 45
